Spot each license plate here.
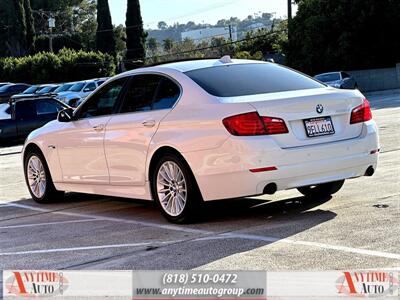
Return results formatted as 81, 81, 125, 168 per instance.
303, 117, 335, 137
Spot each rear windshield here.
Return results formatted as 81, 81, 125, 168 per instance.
315, 73, 340, 82
184, 63, 324, 97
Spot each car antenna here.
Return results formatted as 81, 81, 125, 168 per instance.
219, 55, 233, 64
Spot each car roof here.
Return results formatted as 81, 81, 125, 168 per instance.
121, 58, 267, 75
10, 96, 67, 105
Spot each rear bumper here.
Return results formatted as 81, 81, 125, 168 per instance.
184, 120, 379, 201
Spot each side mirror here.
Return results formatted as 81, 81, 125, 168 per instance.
57, 108, 75, 122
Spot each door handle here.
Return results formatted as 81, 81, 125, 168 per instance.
142, 120, 156, 128
93, 124, 105, 132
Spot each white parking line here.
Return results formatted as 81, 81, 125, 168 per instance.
0, 219, 101, 229
0, 202, 49, 212
0, 241, 177, 256
3, 201, 400, 261
197, 233, 400, 260
0, 201, 212, 234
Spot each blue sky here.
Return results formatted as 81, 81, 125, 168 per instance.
109, 0, 297, 29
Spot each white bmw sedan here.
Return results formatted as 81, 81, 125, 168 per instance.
22, 58, 379, 223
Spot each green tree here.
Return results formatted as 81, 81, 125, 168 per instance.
237, 28, 276, 56
23, 0, 35, 54
74, 0, 97, 51
125, 0, 146, 65
114, 24, 127, 55
31, 0, 97, 52
163, 38, 173, 53
147, 37, 159, 55
210, 37, 234, 56
4, 0, 28, 57
157, 21, 167, 30
96, 0, 116, 55
287, 0, 400, 74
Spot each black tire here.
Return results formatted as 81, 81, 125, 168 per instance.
24, 149, 64, 203
297, 180, 345, 199
151, 153, 201, 223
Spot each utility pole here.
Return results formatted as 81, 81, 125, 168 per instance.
287, 0, 292, 40
287, 0, 292, 21
228, 25, 232, 40
48, 16, 55, 52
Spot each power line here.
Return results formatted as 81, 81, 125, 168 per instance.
145, 29, 285, 61
122, 25, 281, 58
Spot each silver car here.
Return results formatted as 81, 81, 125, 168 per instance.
315, 72, 358, 89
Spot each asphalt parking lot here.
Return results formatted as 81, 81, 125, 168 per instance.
0, 90, 399, 280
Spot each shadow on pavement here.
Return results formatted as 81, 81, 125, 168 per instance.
1, 192, 336, 269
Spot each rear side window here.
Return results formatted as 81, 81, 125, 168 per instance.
36, 99, 64, 115
120, 75, 161, 113
342, 72, 350, 78
152, 78, 180, 110
185, 63, 324, 97
85, 83, 96, 92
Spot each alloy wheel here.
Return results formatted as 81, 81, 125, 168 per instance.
156, 161, 187, 217
27, 155, 47, 198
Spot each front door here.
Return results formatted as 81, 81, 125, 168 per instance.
57, 77, 128, 184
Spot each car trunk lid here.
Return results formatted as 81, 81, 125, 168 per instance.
219, 87, 365, 148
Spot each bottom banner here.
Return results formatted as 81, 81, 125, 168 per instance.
2, 270, 399, 299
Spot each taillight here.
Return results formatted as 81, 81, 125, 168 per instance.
350, 98, 372, 124
261, 116, 289, 135
223, 112, 288, 136
222, 112, 265, 136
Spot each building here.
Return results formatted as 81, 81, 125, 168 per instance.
181, 26, 238, 44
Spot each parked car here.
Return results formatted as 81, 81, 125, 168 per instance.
0, 97, 67, 143
0, 82, 11, 88
51, 82, 75, 95
22, 57, 378, 223
19, 85, 43, 95
36, 84, 59, 94
12, 84, 60, 100
314, 71, 358, 89
56, 79, 106, 107
0, 83, 31, 103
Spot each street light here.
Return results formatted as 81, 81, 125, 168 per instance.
48, 16, 55, 52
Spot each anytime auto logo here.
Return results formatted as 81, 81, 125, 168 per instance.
336, 271, 399, 297
5, 271, 69, 297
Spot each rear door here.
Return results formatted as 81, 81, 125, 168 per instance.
105, 74, 181, 186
